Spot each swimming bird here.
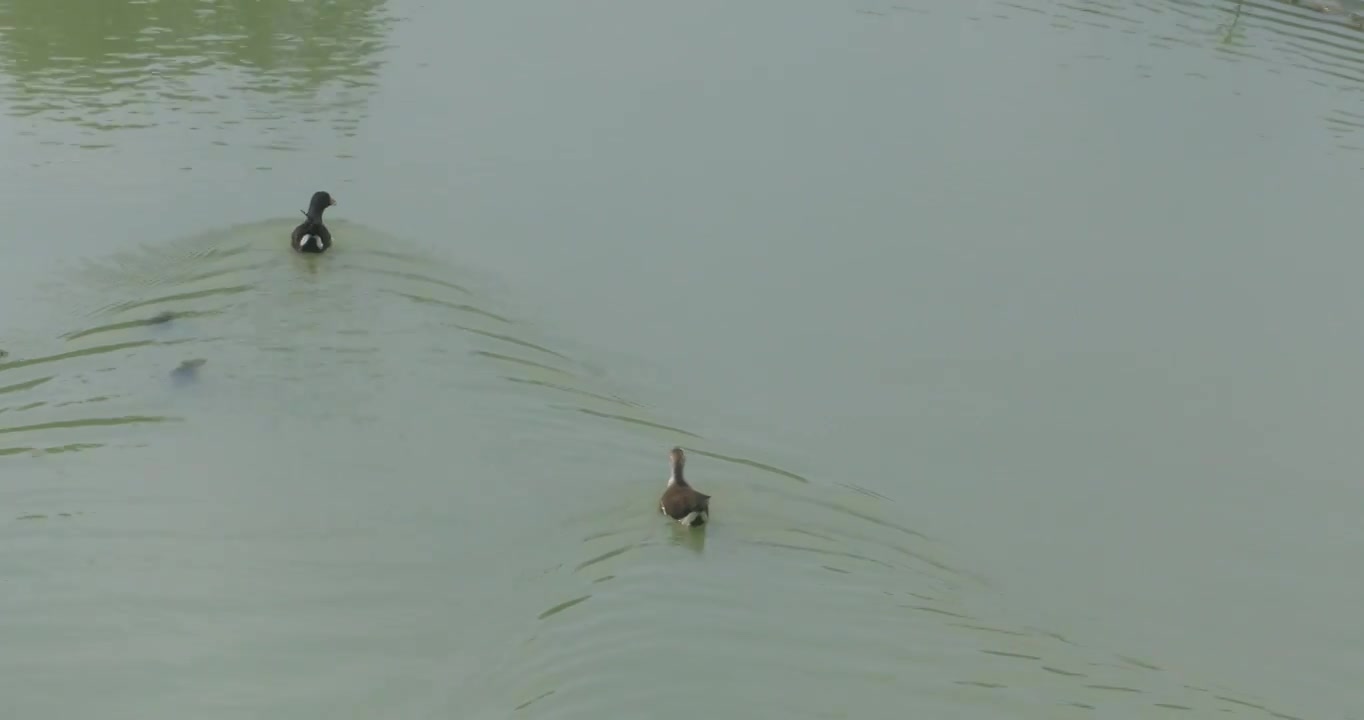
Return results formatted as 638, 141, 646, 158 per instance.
290, 191, 337, 253
659, 447, 711, 527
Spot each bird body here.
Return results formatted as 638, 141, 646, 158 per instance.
659, 447, 711, 527
291, 191, 336, 253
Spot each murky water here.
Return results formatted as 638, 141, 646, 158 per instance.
2, 0, 1362, 718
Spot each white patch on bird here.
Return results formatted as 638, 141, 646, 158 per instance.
301, 234, 319, 249
666, 473, 678, 487
679, 510, 706, 526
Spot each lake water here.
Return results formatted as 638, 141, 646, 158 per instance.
1, 0, 1361, 717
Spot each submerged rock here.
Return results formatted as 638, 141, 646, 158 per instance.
169, 358, 207, 384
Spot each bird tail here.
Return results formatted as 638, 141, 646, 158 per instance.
680, 510, 708, 527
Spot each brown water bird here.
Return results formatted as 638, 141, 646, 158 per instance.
659, 447, 711, 527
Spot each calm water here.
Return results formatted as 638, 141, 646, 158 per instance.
2, 0, 1362, 717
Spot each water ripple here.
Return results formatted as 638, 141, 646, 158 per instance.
0, 218, 1319, 720
887, 0, 1364, 157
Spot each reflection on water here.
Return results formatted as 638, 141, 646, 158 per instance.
0, 222, 1316, 719
0, 0, 392, 141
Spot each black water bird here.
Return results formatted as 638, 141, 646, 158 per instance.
291, 191, 337, 253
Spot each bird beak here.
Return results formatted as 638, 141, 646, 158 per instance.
330, 198, 338, 206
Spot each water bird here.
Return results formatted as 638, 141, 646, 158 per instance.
659, 447, 711, 527
290, 191, 337, 253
